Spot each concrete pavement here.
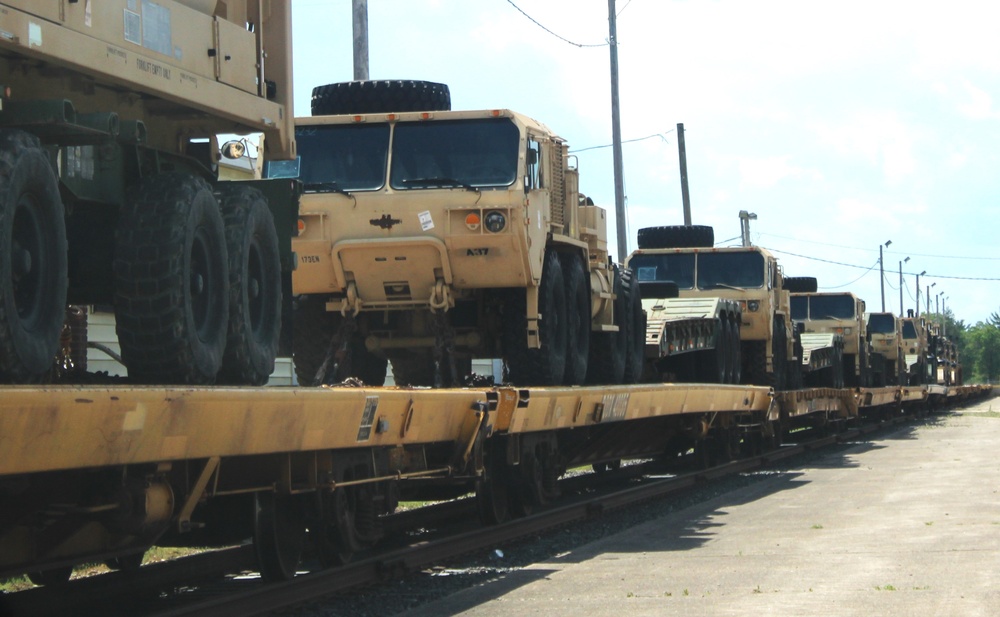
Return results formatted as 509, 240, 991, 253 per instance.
405, 395, 1000, 616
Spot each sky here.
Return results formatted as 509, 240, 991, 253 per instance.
289, 0, 1000, 326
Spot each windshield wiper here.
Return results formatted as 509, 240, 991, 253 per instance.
402, 177, 479, 192
304, 181, 352, 195
704, 283, 746, 291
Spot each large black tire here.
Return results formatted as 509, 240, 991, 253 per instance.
621, 270, 646, 384
504, 250, 568, 386
292, 295, 338, 386
561, 252, 590, 386
217, 186, 282, 385
636, 225, 714, 249
0, 130, 67, 382
389, 350, 467, 387
769, 317, 788, 391
311, 80, 451, 116
728, 317, 742, 385
586, 264, 627, 385
115, 173, 229, 384
784, 276, 818, 293
698, 319, 728, 384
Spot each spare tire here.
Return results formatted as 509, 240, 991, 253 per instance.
311, 80, 451, 116
637, 225, 714, 249
784, 276, 818, 293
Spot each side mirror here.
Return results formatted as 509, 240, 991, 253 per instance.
221, 140, 247, 160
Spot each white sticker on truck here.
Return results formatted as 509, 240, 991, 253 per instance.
419, 210, 434, 231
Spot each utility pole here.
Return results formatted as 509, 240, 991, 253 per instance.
898, 256, 909, 317
915, 271, 925, 316
607, 0, 627, 262
739, 211, 757, 247
352, 0, 369, 80
677, 123, 691, 226
879, 241, 889, 312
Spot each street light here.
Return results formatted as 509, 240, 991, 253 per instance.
880, 240, 892, 311
899, 256, 910, 317
915, 269, 925, 317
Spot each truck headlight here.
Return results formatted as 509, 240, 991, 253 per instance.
747, 300, 760, 312
484, 210, 506, 233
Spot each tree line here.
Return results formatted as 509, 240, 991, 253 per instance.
930, 309, 1000, 385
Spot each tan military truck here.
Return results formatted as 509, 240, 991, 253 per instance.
289, 81, 643, 387
627, 225, 798, 390
901, 312, 932, 385
866, 311, 904, 385
789, 284, 871, 388
0, 0, 298, 385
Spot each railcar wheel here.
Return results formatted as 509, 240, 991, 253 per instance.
592, 460, 622, 473
114, 173, 228, 384
217, 186, 281, 385
104, 551, 144, 572
27, 566, 73, 586
561, 252, 590, 385
504, 249, 568, 386
254, 492, 306, 582
0, 130, 67, 382
476, 476, 511, 525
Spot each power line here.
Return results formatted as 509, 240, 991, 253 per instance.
570, 131, 673, 154
818, 260, 879, 289
759, 232, 1000, 262
506, 0, 607, 48
767, 247, 1000, 282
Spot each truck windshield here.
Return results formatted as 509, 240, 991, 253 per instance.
806, 294, 855, 319
902, 321, 918, 339
295, 124, 390, 191
389, 118, 519, 190
791, 296, 808, 320
697, 251, 765, 290
867, 313, 896, 334
630, 253, 695, 290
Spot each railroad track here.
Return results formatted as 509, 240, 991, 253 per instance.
2, 411, 919, 617
161, 420, 906, 617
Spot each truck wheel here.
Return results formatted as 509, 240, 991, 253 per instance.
636, 225, 714, 249
621, 270, 646, 384
504, 250, 568, 386
783, 276, 818, 293
114, 173, 228, 384
728, 318, 742, 384
0, 130, 67, 382
217, 186, 281, 386
699, 319, 728, 384
311, 80, 451, 116
561, 252, 590, 386
586, 264, 627, 385
769, 317, 788, 390
292, 296, 338, 386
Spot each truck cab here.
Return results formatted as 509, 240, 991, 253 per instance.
288, 102, 631, 388
627, 245, 795, 388
791, 292, 869, 386
866, 312, 904, 385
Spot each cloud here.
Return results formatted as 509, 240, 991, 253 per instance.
737, 156, 821, 189
811, 112, 919, 185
